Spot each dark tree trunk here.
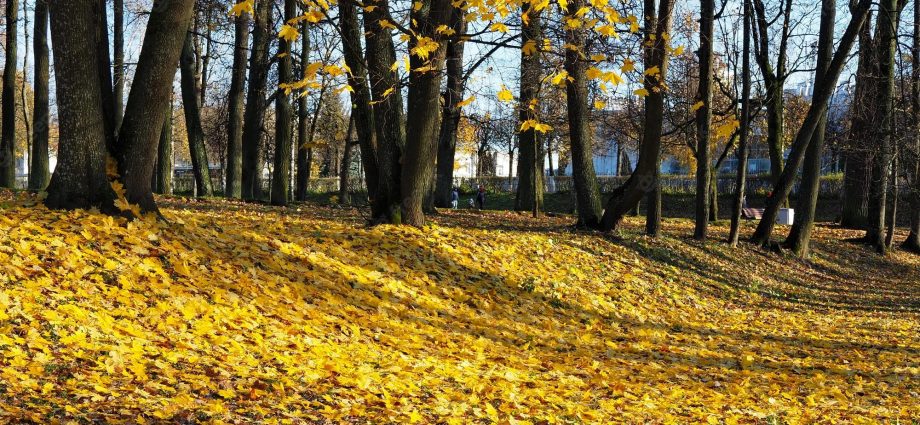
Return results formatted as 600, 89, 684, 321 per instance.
28, 0, 50, 191
295, 26, 311, 202
434, 7, 468, 209
94, 0, 116, 152
339, 2, 378, 201
365, 3, 406, 223
646, 162, 662, 236
241, 0, 272, 200
156, 99, 173, 195
339, 117, 355, 204
114, 0, 196, 213
709, 169, 719, 222
44, 0, 114, 210
271, 0, 296, 206
565, 0, 603, 228
400, 0, 454, 226
904, 0, 920, 253
226, 12, 249, 198
113, 0, 124, 131
751, 0, 873, 246
884, 148, 898, 248
841, 14, 877, 229
694, 0, 715, 239
785, 0, 835, 257
0, 0, 19, 187
180, 29, 214, 197
599, 0, 676, 232
515, 5, 543, 215
752, 0, 792, 186
730, 0, 752, 246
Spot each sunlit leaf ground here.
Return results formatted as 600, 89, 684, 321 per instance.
1, 191, 918, 423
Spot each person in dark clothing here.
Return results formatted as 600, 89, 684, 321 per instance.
451, 188, 459, 209
475, 185, 485, 210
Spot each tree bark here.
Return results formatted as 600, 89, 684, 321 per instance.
694, 0, 715, 239
114, 0, 195, 213
785, 0, 835, 257
0, 0, 19, 187
435, 7, 468, 209
29, 0, 50, 191
271, 0, 296, 206
339, 2, 378, 202
599, 0, 676, 232
180, 29, 214, 197
904, 0, 920, 253
339, 117, 355, 204
94, 0, 117, 152
730, 0, 752, 246
751, 0, 873, 246
752, 0, 792, 186
225, 12, 249, 198
44, 0, 114, 210
156, 99, 173, 195
241, 0, 272, 200
365, 3, 406, 223
113, 0, 124, 131
400, 0, 454, 226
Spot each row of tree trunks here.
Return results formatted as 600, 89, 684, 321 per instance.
225, 12, 249, 199
28, 0, 50, 191
514, 5, 543, 216
241, 0, 272, 201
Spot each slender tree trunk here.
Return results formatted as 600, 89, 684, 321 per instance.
709, 169, 719, 221
271, 0, 295, 206
694, 0, 715, 239
434, 7, 468, 209
400, 0, 454, 226
646, 161, 662, 236
885, 148, 898, 248
44, 0, 114, 210
599, 0, 676, 232
365, 3, 406, 223
114, 0, 196, 213
295, 27, 312, 201
113, 0, 124, 131
29, 0, 50, 191
339, 2, 378, 201
241, 0, 271, 200
180, 29, 214, 197
785, 0, 835, 257
339, 117, 355, 204
730, 0, 752, 246
515, 5, 543, 215
904, 0, 920, 252
156, 99, 173, 195
764, 81, 785, 184
751, 0, 872, 246
20, 1, 31, 177
0, 0, 19, 187
95, 0, 116, 152
225, 12, 249, 198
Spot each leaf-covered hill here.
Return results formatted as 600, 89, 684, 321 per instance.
1, 191, 918, 423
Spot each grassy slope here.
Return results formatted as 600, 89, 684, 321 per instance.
0, 191, 918, 423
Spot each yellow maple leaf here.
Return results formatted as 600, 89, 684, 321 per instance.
497, 85, 514, 102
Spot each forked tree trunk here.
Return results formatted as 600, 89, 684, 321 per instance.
0, 0, 19, 187
180, 29, 213, 197
114, 0, 196, 213
29, 0, 50, 191
241, 0, 272, 200
270, 0, 296, 206
44, 0, 114, 210
225, 12, 249, 199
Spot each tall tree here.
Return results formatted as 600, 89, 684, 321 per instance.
44, 0, 114, 210
565, 0, 603, 228
0, 0, 19, 187
514, 4, 544, 216
400, 0, 454, 226
751, 0, 873, 246
905, 0, 920, 253
225, 11, 249, 198
113, 0, 196, 213
95, 0, 117, 151
28, 0, 50, 191
179, 29, 214, 197
693, 0, 715, 240
339, 1, 378, 201
784, 0, 835, 257
434, 7, 469, 209
241, 0, 272, 200
271, 0, 296, 206
113, 0, 125, 130
599, 0, 676, 232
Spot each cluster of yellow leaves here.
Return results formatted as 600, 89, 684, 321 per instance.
0, 191, 917, 423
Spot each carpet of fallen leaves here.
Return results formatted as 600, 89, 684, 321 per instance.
0, 190, 918, 424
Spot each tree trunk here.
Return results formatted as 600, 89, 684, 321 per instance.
709, 169, 718, 221
113, 0, 124, 131
764, 81, 785, 184
180, 29, 214, 197
365, 3, 406, 223
44, 0, 114, 210
95, 0, 117, 152
646, 162, 662, 236
400, 0, 454, 226
841, 14, 877, 229
241, 0, 272, 201
434, 7, 468, 209
599, 0, 676, 232
750, 0, 872, 246
271, 0, 295, 206
514, 3, 545, 215
295, 27, 312, 201
730, 0, 752, 246
28, 0, 50, 191
0, 0, 19, 187
694, 0, 715, 239
340, 118, 355, 204
884, 148, 898, 248
904, 0, 920, 253
156, 99, 173, 195
114, 0, 196, 213
339, 2, 378, 201
225, 12, 249, 198
785, 0, 835, 258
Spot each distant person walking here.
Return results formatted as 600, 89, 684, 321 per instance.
475, 185, 486, 210
451, 188, 459, 209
